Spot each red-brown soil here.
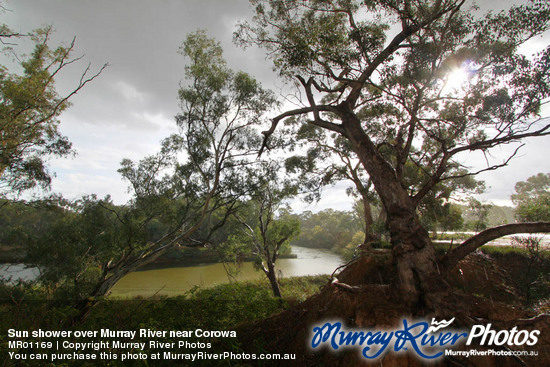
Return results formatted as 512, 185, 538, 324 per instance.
239, 250, 549, 366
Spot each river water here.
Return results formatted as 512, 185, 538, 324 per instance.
0, 246, 343, 298
2, 234, 548, 298
110, 246, 343, 298
0, 264, 40, 282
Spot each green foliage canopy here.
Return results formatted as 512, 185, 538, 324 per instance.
291, 208, 362, 252
512, 172, 550, 222
237, 0, 550, 212
0, 26, 105, 195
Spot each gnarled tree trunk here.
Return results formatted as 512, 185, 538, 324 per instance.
342, 111, 445, 307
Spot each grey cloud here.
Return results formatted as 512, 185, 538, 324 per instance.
2, 0, 549, 206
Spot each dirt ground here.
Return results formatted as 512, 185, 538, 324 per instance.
239, 250, 549, 366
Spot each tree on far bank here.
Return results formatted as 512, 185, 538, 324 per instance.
512, 172, 550, 222
467, 197, 492, 232
291, 208, 363, 253
284, 123, 381, 245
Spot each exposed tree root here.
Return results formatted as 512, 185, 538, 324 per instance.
238, 252, 549, 366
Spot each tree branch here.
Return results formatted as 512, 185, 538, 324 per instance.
346, 0, 466, 106
259, 104, 340, 155
448, 121, 550, 157
440, 222, 550, 272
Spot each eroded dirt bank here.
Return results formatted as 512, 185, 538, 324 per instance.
239, 251, 549, 366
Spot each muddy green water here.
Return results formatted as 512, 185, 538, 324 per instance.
110, 246, 343, 298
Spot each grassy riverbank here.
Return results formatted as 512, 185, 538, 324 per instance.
1, 275, 327, 366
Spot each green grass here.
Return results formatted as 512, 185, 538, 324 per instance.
478, 245, 527, 256
94, 275, 328, 331
1, 275, 327, 366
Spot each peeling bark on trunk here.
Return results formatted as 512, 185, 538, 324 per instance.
388, 208, 444, 306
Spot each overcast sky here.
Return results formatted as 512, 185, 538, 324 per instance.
3, 0, 549, 210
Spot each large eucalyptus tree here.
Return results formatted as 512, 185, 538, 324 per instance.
236, 0, 550, 306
